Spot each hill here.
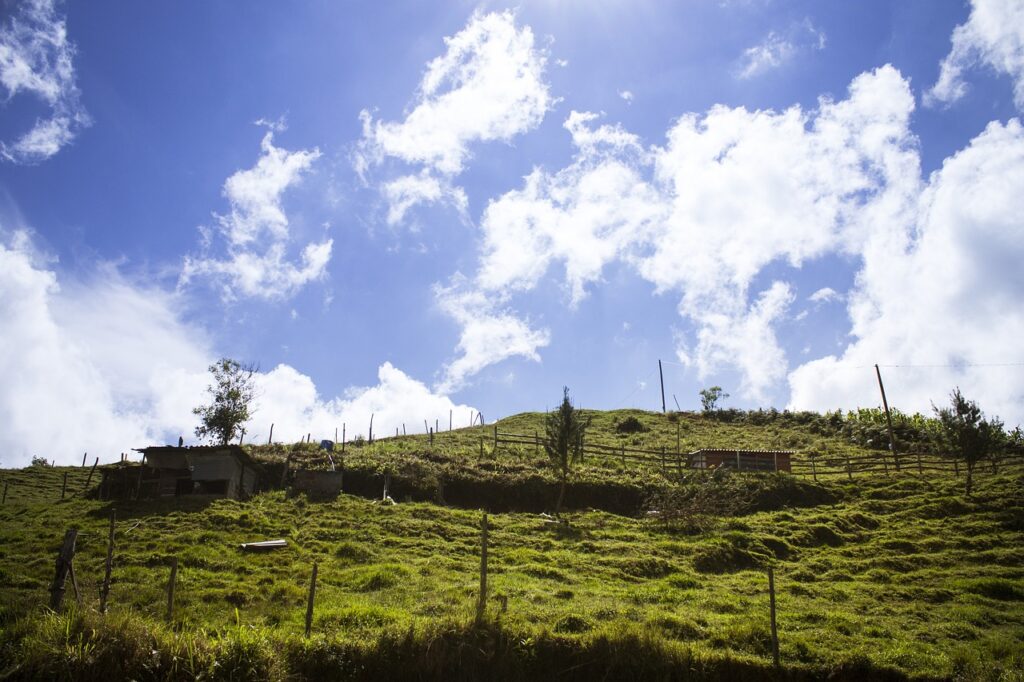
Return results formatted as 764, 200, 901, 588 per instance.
0, 409, 1022, 681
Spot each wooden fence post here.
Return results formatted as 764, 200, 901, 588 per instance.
305, 562, 318, 637
810, 455, 818, 482
429, 427, 434, 446
100, 512, 115, 613
773, 452, 778, 473
954, 459, 960, 477
49, 529, 78, 610
166, 557, 178, 622
917, 453, 923, 475
82, 453, 87, 467
83, 457, 98, 492
61, 471, 68, 500
2, 482, 7, 504
768, 567, 780, 667
534, 431, 539, 455
494, 425, 498, 451
450, 410, 453, 431
477, 513, 489, 622
846, 455, 853, 480
269, 423, 275, 445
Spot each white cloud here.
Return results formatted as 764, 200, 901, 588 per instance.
458, 66, 917, 399
0, 231, 475, 465
789, 118, 1024, 425
381, 172, 468, 226
737, 18, 826, 79
0, 0, 89, 163
254, 362, 476, 442
355, 10, 553, 222
619, 89, 634, 103
808, 287, 840, 303
180, 131, 332, 301
679, 282, 795, 401
434, 275, 550, 393
925, 0, 1024, 110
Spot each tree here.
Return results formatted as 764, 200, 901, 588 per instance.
699, 386, 729, 412
193, 358, 257, 445
544, 387, 591, 517
933, 388, 1006, 495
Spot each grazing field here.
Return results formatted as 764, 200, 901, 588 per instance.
1, 410, 1022, 681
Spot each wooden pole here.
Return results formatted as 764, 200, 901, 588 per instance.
100, 512, 115, 613
83, 457, 98, 492
268, 423, 275, 445
82, 452, 87, 467
449, 410, 453, 431
166, 557, 177, 622
768, 567, 780, 667
810, 455, 817, 482
429, 427, 433, 446
305, 562, 318, 636
424, 419, 429, 433
369, 414, 374, 444
477, 513, 488, 622
342, 423, 346, 453
917, 452, 923, 475
954, 459, 960, 477
2, 482, 7, 504
436, 418, 439, 434
875, 364, 900, 471
658, 359, 666, 413
61, 471, 68, 500
49, 529, 78, 610
494, 425, 498, 451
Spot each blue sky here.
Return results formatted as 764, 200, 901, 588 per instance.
2, 0, 1024, 466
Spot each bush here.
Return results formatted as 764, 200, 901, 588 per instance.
614, 416, 648, 434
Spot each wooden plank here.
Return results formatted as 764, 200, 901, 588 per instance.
48, 529, 78, 610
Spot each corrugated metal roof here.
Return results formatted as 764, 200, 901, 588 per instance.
688, 448, 795, 455
133, 444, 264, 472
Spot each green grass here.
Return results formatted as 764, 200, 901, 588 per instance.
1, 409, 1022, 680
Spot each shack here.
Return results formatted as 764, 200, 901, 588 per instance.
689, 448, 793, 473
99, 445, 263, 499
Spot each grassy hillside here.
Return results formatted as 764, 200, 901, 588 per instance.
1, 410, 1022, 681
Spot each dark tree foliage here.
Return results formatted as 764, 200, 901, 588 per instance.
933, 388, 1007, 495
193, 358, 257, 446
545, 387, 591, 517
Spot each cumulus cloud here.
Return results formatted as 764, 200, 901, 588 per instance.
0, 0, 89, 163
0, 231, 475, 465
355, 10, 553, 223
180, 130, 332, 301
925, 0, 1024, 110
789, 118, 1024, 424
433, 275, 551, 393
254, 362, 476, 442
450, 66, 918, 400
737, 18, 826, 79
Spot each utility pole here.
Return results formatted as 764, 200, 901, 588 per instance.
658, 359, 666, 413
874, 364, 899, 471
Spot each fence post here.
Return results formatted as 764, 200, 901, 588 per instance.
429, 427, 433, 446
954, 459, 960, 477
305, 562, 318, 637
269, 423, 275, 445
534, 431, 539, 455
450, 410, 453, 432
166, 557, 177, 622
736, 450, 741, 471
479, 437, 484, 459
477, 513, 489, 622
82, 453, 87, 467
621, 444, 626, 467
2, 482, 7, 504
49, 529, 78, 610
494, 425, 498, 451
773, 452, 778, 473
917, 453, 923, 475
846, 455, 853, 480
61, 471, 68, 500
342, 423, 346, 454
810, 455, 818, 482
100, 512, 115, 613
768, 567, 780, 667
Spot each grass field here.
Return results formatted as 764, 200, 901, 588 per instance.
1, 410, 1022, 681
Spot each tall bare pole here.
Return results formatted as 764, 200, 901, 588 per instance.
874, 364, 899, 471
658, 359, 666, 413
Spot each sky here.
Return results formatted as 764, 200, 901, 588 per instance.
2, 0, 1023, 466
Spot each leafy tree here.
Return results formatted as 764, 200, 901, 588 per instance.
933, 388, 1006, 495
699, 386, 729, 412
544, 387, 591, 517
193, 358, 257, 446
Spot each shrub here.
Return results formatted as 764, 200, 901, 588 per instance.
615, 416, 648, 434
